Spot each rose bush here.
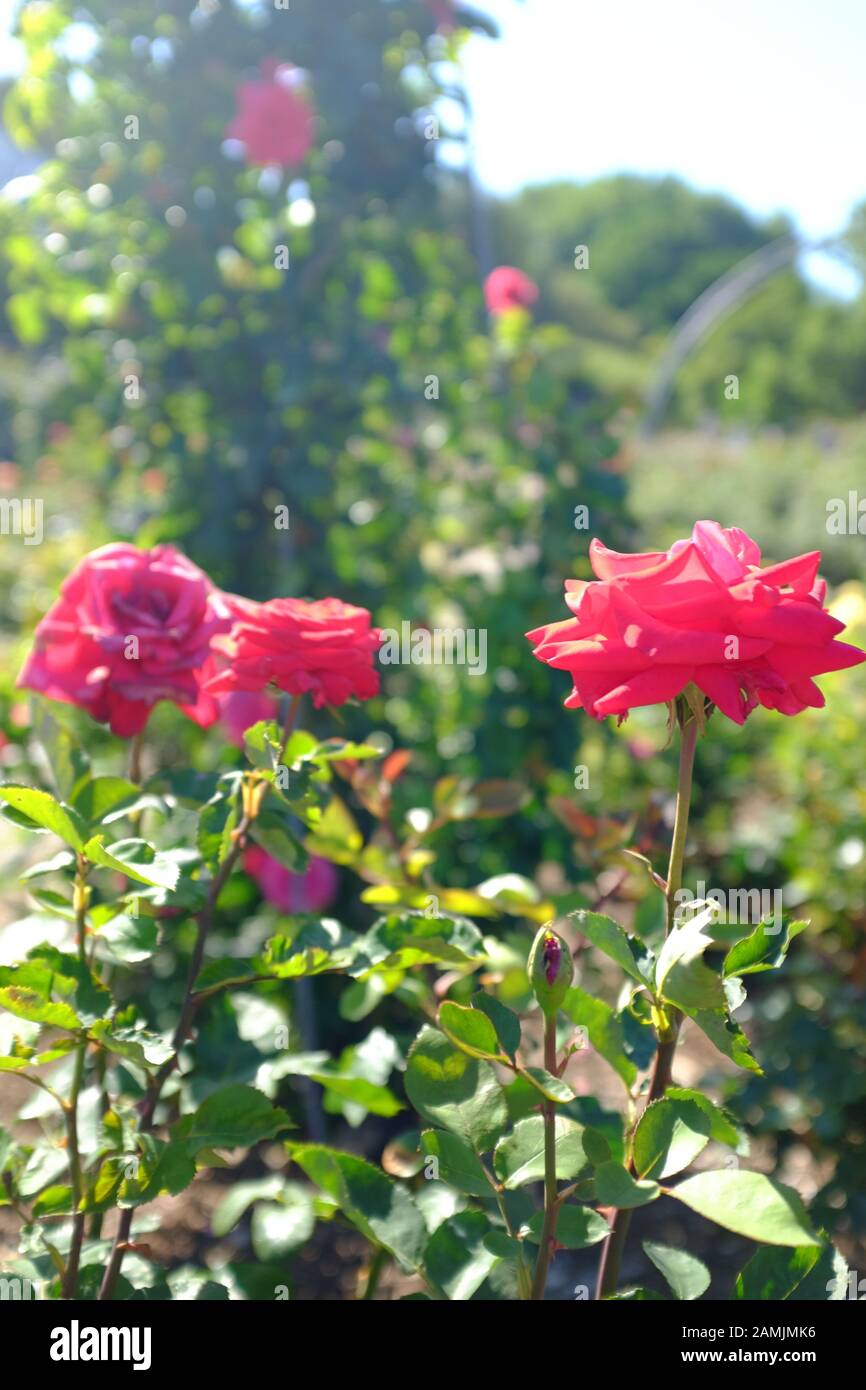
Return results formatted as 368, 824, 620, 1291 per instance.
0, 529, 861, 1307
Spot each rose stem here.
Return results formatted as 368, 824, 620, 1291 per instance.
128, 731, 144, 785
61, 855, 90, 1298
277, 693, 302, 764
594, 712, 699, 1300
530, 1010, 561, 1300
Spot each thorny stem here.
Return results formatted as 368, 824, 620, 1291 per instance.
530, 1011, 561, 1300
595, 713, 699, 1300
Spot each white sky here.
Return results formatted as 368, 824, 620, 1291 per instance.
463, 0, 866, 240
1, 0, 863, 289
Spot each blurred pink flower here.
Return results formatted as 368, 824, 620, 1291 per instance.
226, 64, 314, 168
484, 266, 539, 315
218, 689, 278, 748
244, 845, 339, 914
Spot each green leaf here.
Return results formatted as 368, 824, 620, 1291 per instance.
643, 1241, 710, 1299
423, 1210, 498, 1300
304, 794, 363, 863
438, 1001, 504, 1061
83, 836, 181, 890
723, 918, 808, 978
311, 739, 383, 763
0, 785, 86, 849
670, 1171, 820, 1246
733, 1243, 825, 1300
632, 1097, 711, 1180
243, 720, 283, 771
19, 850, 76, 880
570, 910, 652, 984
96, 913, 159, 965
664, 1087, 743, 1150
655, 913, 726, 1013
0, 1040, 75, 1070
183, 1086, 293, 1151
111, 1141, 197, 1209
11, 948, 109, 1026
350, 912, 482, 974
251, 1187, 315, 1259
32, 1184, 74, 1217
493, 1115, 587, 1189
562, 986, 636, 1088
420, 1130, 492, 1198
404, 1026, 507, 1154
306, 1071, 403, 1118
73, 777, 153, 827
594, 1161, 660, 1208
212, 1177, 286, 1236
520, 1067, 574, 1103
248, 810, 307, 872
470, 991, 521, 1061
89, 1021, 174, 1071
198, 798, 238, 871
691, 1008, 762, 1074
290, 1143, 426, 1270
524, 1204, 609, 1249
0, 959, 83, 1030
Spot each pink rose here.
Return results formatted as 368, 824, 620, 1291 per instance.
527, 520, 866, 723
18, 543, 235, 737
204, 596, 381, 710
484, 265, 539, 315
226, 64, 314, 168
218, 689, 278, 748
244, 845, 339, 914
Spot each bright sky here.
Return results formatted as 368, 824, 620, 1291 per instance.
1, 0, 863, 289
462, 0, 866, 294
464, 0, 865, 240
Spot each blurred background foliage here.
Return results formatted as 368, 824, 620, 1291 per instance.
0, 0, 863, 1272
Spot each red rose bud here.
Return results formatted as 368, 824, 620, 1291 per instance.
527, 925, 573, 1015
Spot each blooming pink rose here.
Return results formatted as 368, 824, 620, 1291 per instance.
18, 544, 235, 736
484, 265, 539, 315
527, 520, 865, 724
244, 845, 339, 914
204, 596, 381, 709
218, 689, 278, 748
226, 64, 314, 168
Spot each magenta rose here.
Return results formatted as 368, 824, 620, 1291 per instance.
18, 543, 235, 736
527, 520, 865, 723
226, 63, 314, 168
218, 689, 279, 749
244, 845, 339, 914
484, 265, 539, 315
204, 596, 381, 709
